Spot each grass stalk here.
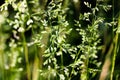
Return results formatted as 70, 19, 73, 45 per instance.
60, 46, 64, 73
0, 47, 5, 80
0, 26, 5, 80
110, 14, 120, 80
22, 32, 31, 80
110, 34, 118, 80
31, 28, 40, 80
68, 48, 81, 80
110, 0, 117, 78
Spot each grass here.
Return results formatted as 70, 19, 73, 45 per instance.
0, 0, 120, 80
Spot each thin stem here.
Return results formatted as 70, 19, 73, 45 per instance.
110, 0, 116, 79
0, 46, 5, 80
20, 1, 31, 80
110, 35, 118, 80
0, 26, 5, 80
60, 47, 64, 72
22, 32, 31, 80
110, 14, 120, 80
86, 47, 90, 80
69, 48, 81, 80
31, 28, 40, 80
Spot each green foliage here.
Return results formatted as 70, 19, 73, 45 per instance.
0, 0, 120, 80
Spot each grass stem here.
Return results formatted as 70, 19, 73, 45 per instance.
22, 32, 31, 80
